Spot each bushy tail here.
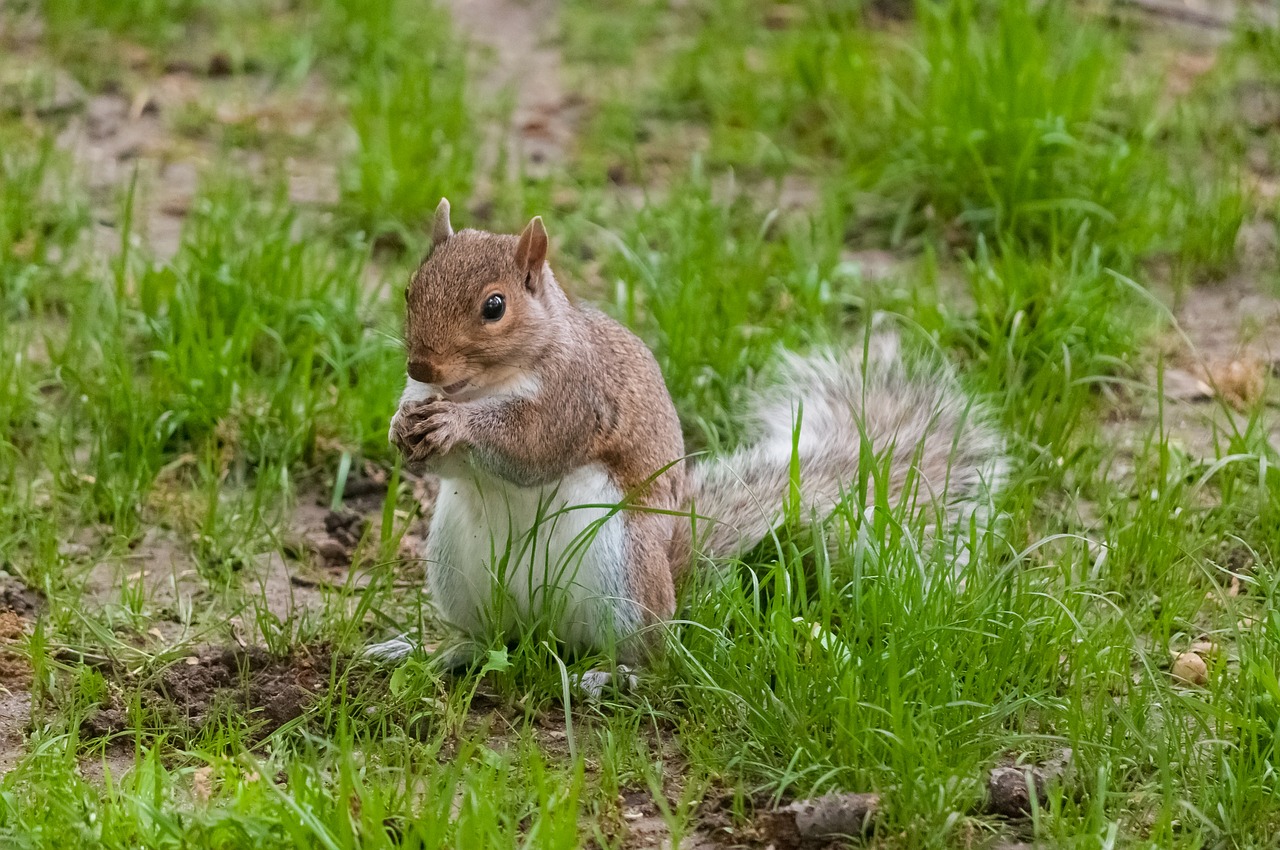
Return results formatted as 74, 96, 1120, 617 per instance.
688, 332, 1009, 561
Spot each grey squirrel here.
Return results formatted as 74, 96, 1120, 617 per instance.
367, 199, 1008, 678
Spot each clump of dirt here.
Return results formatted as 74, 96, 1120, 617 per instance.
285, 463, 435, 578
163, 646, 331, 729
0, 572, 43, 617
0, 610, 30, 683
0, 607, 33, 776
81, 645, 340, 741
284, 462, 395, 570
286, 506, 369, 568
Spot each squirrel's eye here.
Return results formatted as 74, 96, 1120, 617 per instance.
482, 293, 506, 321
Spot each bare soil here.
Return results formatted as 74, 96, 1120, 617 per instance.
1103, 271, 1280, 466
0, 585, 35, 776
79, 644, 336, 742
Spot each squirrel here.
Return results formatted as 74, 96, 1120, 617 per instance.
366, 199, 1009, 684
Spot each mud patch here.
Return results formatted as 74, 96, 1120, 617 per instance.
0, 13, 347, 264
616, 786, 735, 850
81, 645, 337, 742
82, 528, 204, 616
77, 742, 143, 786
607, 731, 742, 850
1168, 274, 1280, 371
284, 465, 435, 583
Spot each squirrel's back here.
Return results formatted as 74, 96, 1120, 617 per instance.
575, 305, 686, 500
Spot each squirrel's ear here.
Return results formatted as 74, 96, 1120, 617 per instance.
514, 216, 548, 293
431, 198, 453, 247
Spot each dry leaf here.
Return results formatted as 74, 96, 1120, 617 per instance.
192, 766, 215, 804
1204, 356, 1266, 410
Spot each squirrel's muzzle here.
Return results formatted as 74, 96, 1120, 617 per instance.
407, 359, 438, 384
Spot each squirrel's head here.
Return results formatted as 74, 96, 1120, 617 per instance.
402, 199, 564, 398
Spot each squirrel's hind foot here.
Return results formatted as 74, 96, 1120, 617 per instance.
570, 665, 639, 701
363, 634, 421, 663
363, 635, 487, 673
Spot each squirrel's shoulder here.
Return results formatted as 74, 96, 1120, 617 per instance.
572, 304, 664, 374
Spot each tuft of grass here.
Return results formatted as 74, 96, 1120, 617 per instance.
861, 0, 1147, 253
39, 0, 210, 85
327, 0, 477, 241
343, 56, 475, 241
654, 0, 1242, 271
0, 717, 590, 849
42, 0, 201, 46
42, 176, 403, 530
0, 127, 87, 318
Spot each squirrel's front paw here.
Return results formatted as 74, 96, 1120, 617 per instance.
392, 397, 468, 463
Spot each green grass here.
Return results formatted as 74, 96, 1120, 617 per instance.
315, 0, 477, 239
2, 0, 1280, 846
47, 177, 404, 532
43, 0, 202, 45
0, 128, 87, 318
633, 0, 1245, 270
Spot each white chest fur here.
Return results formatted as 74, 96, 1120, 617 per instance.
423, 462, 636, 651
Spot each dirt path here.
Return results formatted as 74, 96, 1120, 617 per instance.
442, 0, 579, 176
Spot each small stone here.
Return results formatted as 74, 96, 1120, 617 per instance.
780, 792, 881, 838
1171, 651, 1208, 686
985, 749, 1073, 819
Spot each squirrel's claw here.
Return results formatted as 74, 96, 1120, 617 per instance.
392, 398, 465, 462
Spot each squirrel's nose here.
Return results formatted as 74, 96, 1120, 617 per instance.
407, 359, 437, 384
